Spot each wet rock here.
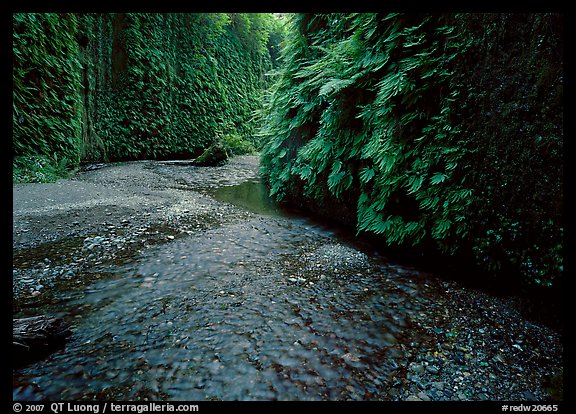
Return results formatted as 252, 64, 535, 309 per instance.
406, 395, 422, 401
342, 353, 361, 363
431, 381, 445, 390
521, 391, 538, 400
304, 244, 370, 273
454, 351, 465, 365
417, 391, 431, 401
409, 363, 426, 375
84, 236, 105, 250
427, 365, 440, 375
192, 142, 229, 167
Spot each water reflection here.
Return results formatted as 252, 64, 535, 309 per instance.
211, 180, 281, 216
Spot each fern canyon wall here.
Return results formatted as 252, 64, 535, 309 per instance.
12, 12, 565, 401
13, 13, 278, 164
13, 12, 563, 293
259, 13, 563, 292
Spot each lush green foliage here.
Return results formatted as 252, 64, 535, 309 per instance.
260, 13, 563, 288
13, 154, 74, 183
13, 13, 283, 170
13, 13, 83, 163
456, 14, 563, 288
221, 133, 257, 156
79, 13, 276, 161
261, 14, 474, 247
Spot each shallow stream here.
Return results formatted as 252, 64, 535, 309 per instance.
13, 160, 563, 401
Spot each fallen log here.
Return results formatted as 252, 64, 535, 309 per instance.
13, 316, 71, 365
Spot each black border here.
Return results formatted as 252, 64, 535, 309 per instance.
7, 2, 570, 410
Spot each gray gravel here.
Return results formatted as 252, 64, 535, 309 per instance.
13, 157, 258, 308
13, 156, 563, 401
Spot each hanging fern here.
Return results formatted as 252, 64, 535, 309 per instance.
14, 13, 283, 168
260, 13, 563, 288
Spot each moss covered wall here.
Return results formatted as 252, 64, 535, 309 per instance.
79, 13, 273, 161
13, 13, 275, 164
13, 13, 83, 162
259, 13, 563, 289
456, 14, 563, 288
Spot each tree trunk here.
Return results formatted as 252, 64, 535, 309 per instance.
13, 316, 72, 366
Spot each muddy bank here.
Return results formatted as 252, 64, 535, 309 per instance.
13, 156, 563, 401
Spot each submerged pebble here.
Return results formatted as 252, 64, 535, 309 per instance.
12, 158, 563, 401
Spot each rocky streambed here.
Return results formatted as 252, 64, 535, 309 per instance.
12, 156, 563, 401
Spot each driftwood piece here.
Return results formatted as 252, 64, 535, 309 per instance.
13, 316, 71, 365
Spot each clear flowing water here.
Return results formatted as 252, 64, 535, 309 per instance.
13, 178, 434, 401
211, 179, 281, 217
